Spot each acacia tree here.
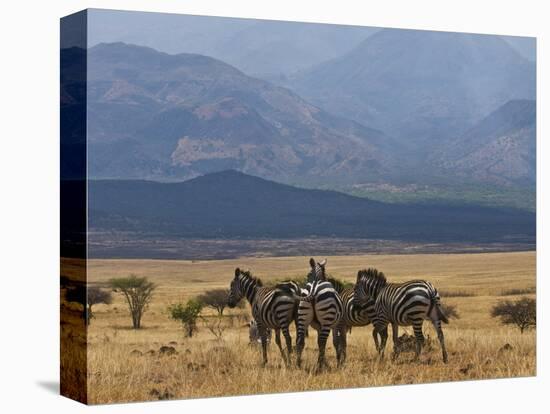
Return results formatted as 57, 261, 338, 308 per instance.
65, 285, 112, 326
110, 275, 156, 329
168, 299, 203, 337
197, 289, 231, 316
491, 298, 536, 333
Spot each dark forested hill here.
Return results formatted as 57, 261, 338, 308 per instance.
87, 170, 535, 243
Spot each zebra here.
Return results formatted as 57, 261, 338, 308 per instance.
227, 268, 301, 366
296, 258, 344, 369
353, 268, 449, 363
248, 319, 272, 345
327, 277, 378, 366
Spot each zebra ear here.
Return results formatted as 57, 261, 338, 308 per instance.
356, 271, 362, 282
309, 258, 315, 268
320, 258, 327, 267
234, 268, 240, 278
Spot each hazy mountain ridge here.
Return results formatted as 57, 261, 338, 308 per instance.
292, 29, 536, 156
87, 10, 379, 79
209, 20, 378, 77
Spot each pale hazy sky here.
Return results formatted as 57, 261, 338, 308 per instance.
85, 8, 535, 63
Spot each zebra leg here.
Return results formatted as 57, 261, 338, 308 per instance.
372, 327, 380, 353
337, 326, 348, 367
282, 326, 293, 362
378, 325, 389, 360
391, 323, 400, 361
296, 333, 304, 368
296, 321, 308, 368
258, 324, 269, 366
332, 327, 342, 367
274, 328, 289, 366
296, 302, 313, 368
316, 327, 331, 371
432, 319, 448, 363
412, 321, 425, 361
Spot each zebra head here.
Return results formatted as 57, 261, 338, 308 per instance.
354, 268, 387, 304
307, 258, 327, 283
228, 268, 245, 308
228, 268, 262, 308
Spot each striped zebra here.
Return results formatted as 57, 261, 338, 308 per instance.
248, 319, 272, 345
296, 258, 344, 369
227, 268, 301, 366
354, 268, 449, 363
328, 277, 378, 366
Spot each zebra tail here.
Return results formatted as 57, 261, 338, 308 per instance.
436, 304, 449, 324
298, 292, 315, 303
430, 291, 449, 324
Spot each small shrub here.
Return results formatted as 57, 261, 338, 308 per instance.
491, 298, 536, 333
197, 289, 231, 316
65, 285, 112, 326
200, 314, 230, 340
168, 299, 203, 337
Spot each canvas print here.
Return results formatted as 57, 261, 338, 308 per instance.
60, 9, 536, 405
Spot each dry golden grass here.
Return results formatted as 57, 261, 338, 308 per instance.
60, 258, 88, 403
76, 251, 535, 404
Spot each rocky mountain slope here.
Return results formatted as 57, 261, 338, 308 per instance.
83, 42, 395, 184
434, 99, 535, 186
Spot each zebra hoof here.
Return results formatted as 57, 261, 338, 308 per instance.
315, 361, 330, 373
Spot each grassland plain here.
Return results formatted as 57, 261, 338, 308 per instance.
70, 251, 535, 404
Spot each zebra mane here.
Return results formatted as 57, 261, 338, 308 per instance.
357, 268, 386, 285
235, 268, 263, 287
326, 277, 345, 293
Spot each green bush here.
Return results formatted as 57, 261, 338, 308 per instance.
168, 299, 203, 337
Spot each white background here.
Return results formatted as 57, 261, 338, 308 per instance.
0, 0, 546, 412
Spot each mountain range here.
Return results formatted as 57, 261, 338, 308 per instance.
87, 170, 535, 243
84, 42, 395, 184
87, 10, 378, 78
291, 28, 536, 157
435, 99, 535, 186
61, 26, 536, 209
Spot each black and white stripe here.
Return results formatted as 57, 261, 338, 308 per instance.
228, 268, 300, 366
329, 278, 378, 366
296, 258, 344, 369
354, 268, 449, 363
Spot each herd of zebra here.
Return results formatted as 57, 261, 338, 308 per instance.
227, 258, 449, 370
